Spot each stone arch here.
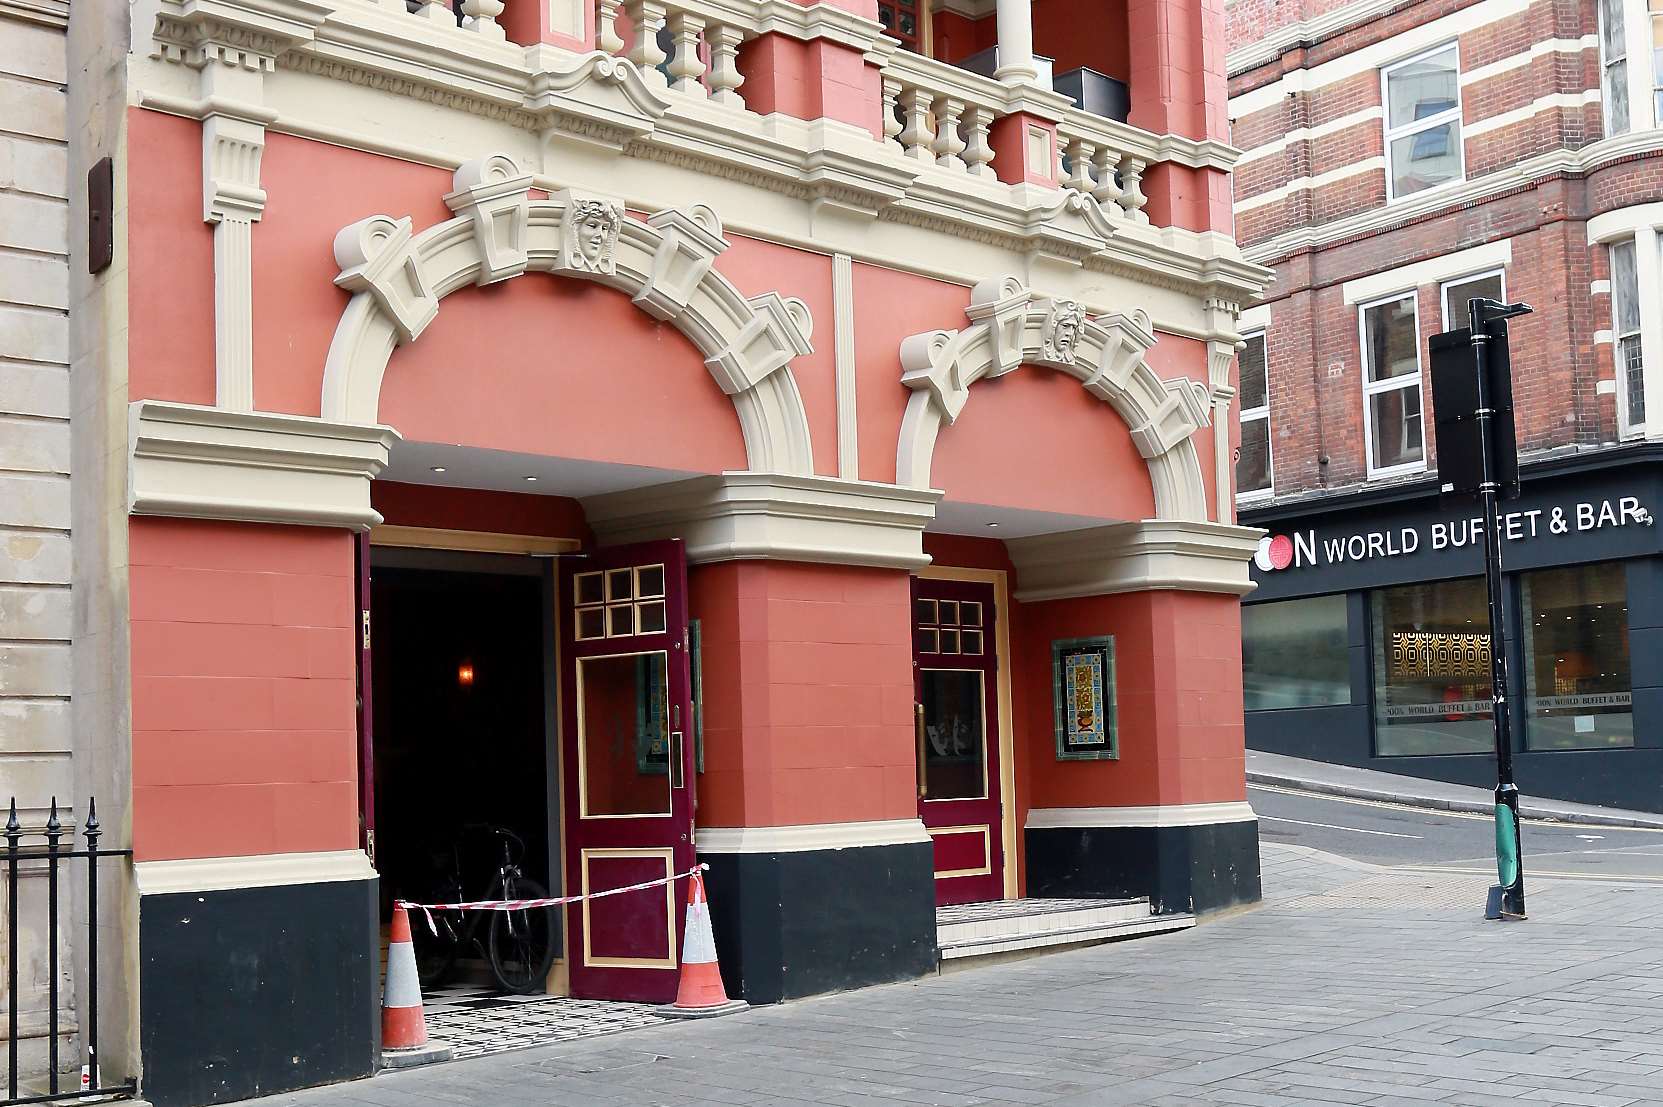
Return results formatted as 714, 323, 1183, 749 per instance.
896, 276, 1211, 521
321, 153, 815, 475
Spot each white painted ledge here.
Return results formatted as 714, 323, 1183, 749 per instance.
1025, 802, 1258, 829
1007, 519, 1263, 601
135, 848, 377, 895
583, 472, 941, 569
129, 400, 399, 531
696, 818, 931, 854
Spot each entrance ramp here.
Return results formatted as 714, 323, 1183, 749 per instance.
936, 897, 1191, 966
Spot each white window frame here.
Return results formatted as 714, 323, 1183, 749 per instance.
1381, 42, 1465, 204
1440, 268, 1507, 329
1358, 291, 1428, 478
1611, 239, 1646, 437
1236, 330, 1273, 504
1600, 0, 1632, 136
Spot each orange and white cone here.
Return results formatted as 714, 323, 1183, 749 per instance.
662, 869, 747, 1018
382, 905, 431, 1050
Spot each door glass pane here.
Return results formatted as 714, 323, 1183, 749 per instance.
579, 652, 671, 816
920, 669, 986, 800
1372, 578, 1493, 756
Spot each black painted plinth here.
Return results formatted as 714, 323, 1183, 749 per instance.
139, 876, 379, 1107
702, 840, 937, 1005
1025, 819, 1262, 914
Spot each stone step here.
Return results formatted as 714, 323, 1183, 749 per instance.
936, 897, 1193, 961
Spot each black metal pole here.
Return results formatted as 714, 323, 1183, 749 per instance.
45, 799, 61, 1095
6, 798, 19, 1102
84, 798, 101, 1091
1469, 298, 1526, 919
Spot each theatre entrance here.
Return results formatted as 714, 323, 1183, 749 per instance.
359, 534, 697, 1017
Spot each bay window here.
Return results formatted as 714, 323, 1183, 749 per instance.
1360, 293, 1426, 476
1612, 239, 1645, 433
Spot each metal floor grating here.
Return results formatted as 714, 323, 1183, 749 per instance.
419, 987, 671, 1061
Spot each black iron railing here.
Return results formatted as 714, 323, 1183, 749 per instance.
3, 798, 134, 1106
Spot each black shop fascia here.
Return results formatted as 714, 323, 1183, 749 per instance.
1236, 443, 1663, 814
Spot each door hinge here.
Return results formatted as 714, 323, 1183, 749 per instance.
361, 609, 371, 650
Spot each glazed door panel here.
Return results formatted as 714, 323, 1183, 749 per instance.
912, 578, 1003, 906
560, 540, 696, 1002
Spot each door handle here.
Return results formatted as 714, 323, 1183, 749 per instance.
670, 730, 685, 790
914, 703, 927, 798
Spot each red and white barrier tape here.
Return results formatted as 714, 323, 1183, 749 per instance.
397, 862, 709, 934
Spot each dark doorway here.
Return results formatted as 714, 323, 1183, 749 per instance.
370, 558, 556, 984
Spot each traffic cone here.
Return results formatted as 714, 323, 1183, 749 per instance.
661, 869, 748, 1019
380, 905, 451, 1067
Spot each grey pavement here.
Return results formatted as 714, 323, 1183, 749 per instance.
247, 834, 1663, 1107
1245, 750, 1663, 830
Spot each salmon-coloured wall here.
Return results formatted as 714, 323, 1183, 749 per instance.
1144, 332, 1221, 510
736, 36, 884, 137
372, 482, 592, 542
932, 366, 1158, 521
851, 262, 970, 484
1020, 589, 1246, 812
129, 518, 359, 862
128, 111, 215, 407
690, 561, 918, 828
715, 236, 839, 478
1032, 0, 1131, 82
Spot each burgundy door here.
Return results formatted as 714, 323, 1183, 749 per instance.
912, 577, 1003, 906
559, 540, 696, 1002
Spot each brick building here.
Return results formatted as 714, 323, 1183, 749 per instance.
1227, 0, 1663, 809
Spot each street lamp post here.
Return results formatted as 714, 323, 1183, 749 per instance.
1467, 295, 1531, 920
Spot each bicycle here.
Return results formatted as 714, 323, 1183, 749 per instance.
406, 824, 557, 995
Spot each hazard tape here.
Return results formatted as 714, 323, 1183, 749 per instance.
397, 863, 709, 935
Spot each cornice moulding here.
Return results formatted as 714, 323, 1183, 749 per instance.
1007, 519, 1264, 600
581, 472, 942, 569
129, 400, 400, 531
0, 0, 68, 27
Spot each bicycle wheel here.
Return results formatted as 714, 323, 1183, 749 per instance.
487, 878, 556, 994
411, 912, 460, 990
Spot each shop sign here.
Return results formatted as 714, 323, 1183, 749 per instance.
1255, 496, 1653, 574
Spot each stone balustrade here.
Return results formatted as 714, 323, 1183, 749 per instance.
594, 0, 751, 105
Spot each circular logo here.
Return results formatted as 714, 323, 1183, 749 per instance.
1254, 534, 1294, 572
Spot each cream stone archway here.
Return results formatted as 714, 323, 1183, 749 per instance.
320, 153, 816, 475
896, 277, 1212, 521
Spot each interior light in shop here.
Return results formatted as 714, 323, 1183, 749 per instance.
525, 475, 538, 482
431, 466, 447, 473
458, 661, 475, 687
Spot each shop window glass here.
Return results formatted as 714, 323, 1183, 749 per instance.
1238, 332, 1272, 499
1372, 578, 1494, 756
1242, 595, 1352, 710
1360, 294, 1425, 475
1383, 45, 1463, 199
1522, 563, 1634, 750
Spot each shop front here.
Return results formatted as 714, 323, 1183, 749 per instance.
1240, 447, 1663, 812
